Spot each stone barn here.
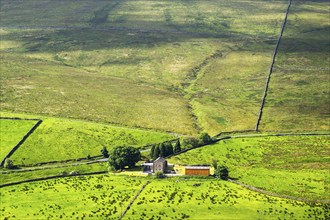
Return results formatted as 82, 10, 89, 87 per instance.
184, 166, 210, 176
153, 156, 167, 173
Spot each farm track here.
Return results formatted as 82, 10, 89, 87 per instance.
228, 179, 330, 204
1, 158, 107, 174
255, 0, 292, 131
0, 171, 107, 188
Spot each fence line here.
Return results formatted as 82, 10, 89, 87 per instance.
118, 181, 151, 220
0, 118, 43, 167
255, 0, 292, 131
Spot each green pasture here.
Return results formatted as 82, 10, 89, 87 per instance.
1, 175, 328, 220
0, 113, 175, 165
0, 119, 37, 162
125, 177, 327, 220
169, 135, 330, 201
260, 0, 330, 131
0, 162, 108, 185
0, 175, 145, 220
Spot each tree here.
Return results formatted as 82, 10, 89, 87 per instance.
153, 145, 160, 160
174, 139, 181, 153
108, 146, 141, 170
183, 137, 199, 149
101, 146, 109, 158
215, 166, 229, 180
160, 143, 166, 157
199, 132, 212, 145
165, 142, 174, 156
4, 158, 14, 169
150, 145, 155, 159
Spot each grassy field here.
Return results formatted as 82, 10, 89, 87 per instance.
0, 162, 108, 185
260, 0, 330, 131
125, 177, 327, 220
0, 0, 290, 135
1, 175, 328, 220
0, 174, 145, 220
0, 119, 37, 162
168, 135, 330, 201
0, 112, 175, 165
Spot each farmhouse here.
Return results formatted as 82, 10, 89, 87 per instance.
184, 166, 210, 176
153, 156, 167, 173
142, 156, 171, 173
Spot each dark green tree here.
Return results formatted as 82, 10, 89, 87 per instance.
174, 139, 181, 153
160, 143, 166, 157
165, 142, 174, 156
101, 146, 109, 158
215, 166, 229, 180
153, 145, 160, 160
150, 145, 155, 159
199, 132, 212, 145
108, 146, 141, 170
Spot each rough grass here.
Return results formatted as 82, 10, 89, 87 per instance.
0, 51, 197, 135
0, 112, 175, 165
0, 119, 37, 162
189, 49, 273, 135
260, 0, 330, 131
168, 135, 330, 201
125, 177, 327, 220
0, 175, 145, 220
0, 0, 289, 135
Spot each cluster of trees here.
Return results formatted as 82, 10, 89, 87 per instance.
182, 132, 213, 149
150, 139, 181, 160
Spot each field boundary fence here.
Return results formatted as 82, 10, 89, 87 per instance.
0, 171, 107, 188
0, 117, 43, 167
255, 0, 292, 131
118, 181, 151, 220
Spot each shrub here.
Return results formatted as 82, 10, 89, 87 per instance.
155, 171, 165, 179
183, 137, 199, 149
215, 166, 229, 180
199, 132, 213, 145
4, 158, 15, 169
101, 146, 109, 158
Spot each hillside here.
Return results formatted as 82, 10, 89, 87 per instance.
0, 0, 329, 219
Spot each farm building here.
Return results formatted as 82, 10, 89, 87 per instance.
184, 166, 210, 176
142, 156, 172, 173
153, 156, 167, 173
